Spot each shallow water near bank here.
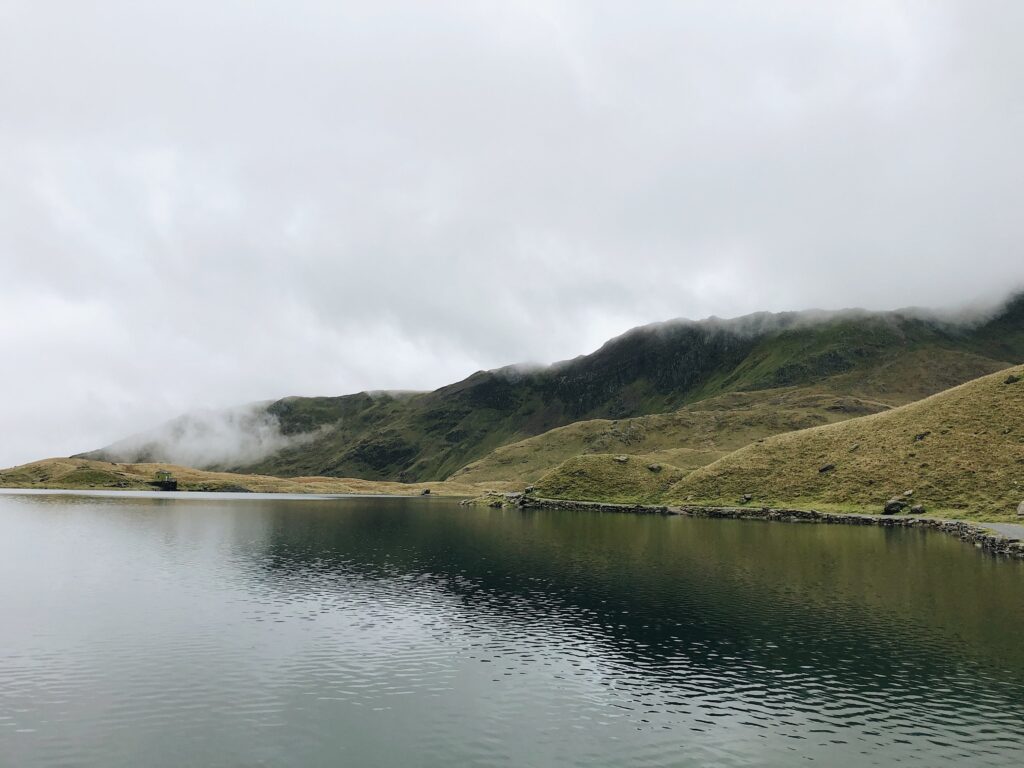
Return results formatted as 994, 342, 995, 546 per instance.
2, 492, 1023, 767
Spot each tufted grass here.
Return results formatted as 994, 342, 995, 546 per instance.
536, 366, 1024, 521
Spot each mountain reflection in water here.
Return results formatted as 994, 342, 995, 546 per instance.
1, 492, 1022, 767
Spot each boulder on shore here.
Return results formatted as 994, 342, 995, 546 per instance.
884, 497, 908, 515
1018, 500, 1024, 517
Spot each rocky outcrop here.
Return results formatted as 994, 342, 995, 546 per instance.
518, 496, 669, 515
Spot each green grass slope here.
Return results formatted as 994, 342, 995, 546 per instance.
451, 388, 889, 485
668, 365, 1024, 519
533, 454, 688, 505
0, 458, 508, 496
536, 365, 1024, 521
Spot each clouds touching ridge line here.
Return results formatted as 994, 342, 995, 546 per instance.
0, 0, 1021, 466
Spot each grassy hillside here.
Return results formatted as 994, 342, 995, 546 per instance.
532, 454, 688, 505
452, 388, 889, 485
81, 295, 1024, 483
0, 458, 511, 496
536, 365, 1024, 521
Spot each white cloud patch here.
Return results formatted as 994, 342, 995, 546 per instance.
81, 404, 313, 469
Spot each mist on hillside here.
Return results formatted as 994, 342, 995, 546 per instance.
588, 290, 1024, 348
79, 403, 316, 469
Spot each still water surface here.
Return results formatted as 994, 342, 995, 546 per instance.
1, 491, 1023, 767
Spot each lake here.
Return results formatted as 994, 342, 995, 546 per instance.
1, 490, 1023, 767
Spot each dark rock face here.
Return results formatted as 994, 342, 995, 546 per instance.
1006, 374, 1021, 385
910, 505, 926, 514
540, 321, 759, 418
819, 463, 836, 473
884, 497, 908, 514
349, 432, 418, 471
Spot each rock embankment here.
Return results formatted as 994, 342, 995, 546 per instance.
503, 495, 1024, 560
462, 491, 669, 515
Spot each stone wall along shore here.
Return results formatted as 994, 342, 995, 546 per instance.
512, 495, 1024, 560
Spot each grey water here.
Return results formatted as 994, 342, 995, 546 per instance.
2, 491, 1023, 767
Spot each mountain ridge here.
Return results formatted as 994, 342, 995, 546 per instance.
78, 293, 1024, 482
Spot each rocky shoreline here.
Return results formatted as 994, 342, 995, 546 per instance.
504, 495, 1024, 560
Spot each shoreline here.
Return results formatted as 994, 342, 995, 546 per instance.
0, 457, 515, 498
7, 482, 1023, 560
517, 495, 1024, 560
0, 487, 458, 502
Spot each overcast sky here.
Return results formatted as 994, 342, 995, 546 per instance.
1, 0, 1022, 467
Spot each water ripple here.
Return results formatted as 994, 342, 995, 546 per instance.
0, 493, 1023, 767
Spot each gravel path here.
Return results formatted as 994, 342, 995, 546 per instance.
981, 522, 1024, 540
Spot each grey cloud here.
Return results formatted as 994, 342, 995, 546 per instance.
1, 1, 1022, 467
